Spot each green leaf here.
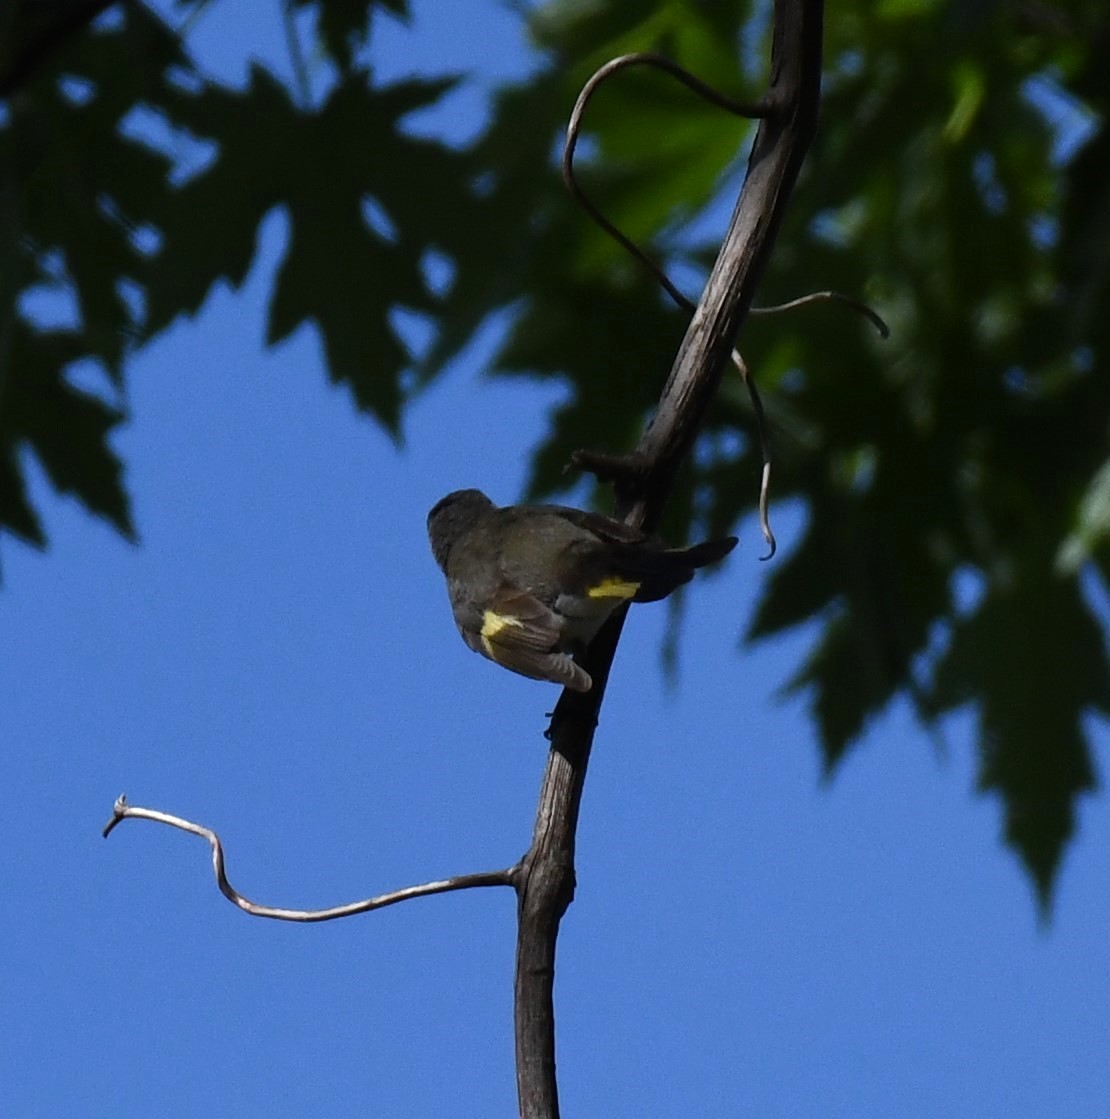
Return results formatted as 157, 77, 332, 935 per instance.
1, 322, 133, 547
147, 67, 469, 429
494, 274, 688, 498
141, 65, 296, 334
11, 8, 184, 379
290, 0, 409, 71
0, 447, 46, 550
929, 563, 1107, 910
420, 72, 571, 378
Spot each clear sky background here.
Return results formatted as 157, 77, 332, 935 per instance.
2, 4, 1108, 1117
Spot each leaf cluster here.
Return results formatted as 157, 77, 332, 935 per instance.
0, 0, 469, 551
509, 1, 1110, 907
3, 0, 1109, 904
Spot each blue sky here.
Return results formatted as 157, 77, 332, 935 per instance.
2, 3, 1108, 1116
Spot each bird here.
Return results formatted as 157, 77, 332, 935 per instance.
427, 488, 737, 691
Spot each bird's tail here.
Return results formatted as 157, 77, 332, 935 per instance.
618, 536, 738, 603
672, 536, 738, 569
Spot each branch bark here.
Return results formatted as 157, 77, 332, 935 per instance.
512, 3, 825, 1115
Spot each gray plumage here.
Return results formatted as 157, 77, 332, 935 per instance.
427, 489, 737, 692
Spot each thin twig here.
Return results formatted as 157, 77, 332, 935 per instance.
751, 289, 890, 337
103, 795, 515, 922
562, 52, 770, 310
561, 52, 778, 554
729, 349, 776, 558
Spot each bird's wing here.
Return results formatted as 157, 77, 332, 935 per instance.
457, 588, 592, 692
538, 504, 647, 546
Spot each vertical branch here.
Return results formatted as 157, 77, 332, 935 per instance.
511, 2, 825, 1116
514, 665, 617, 1117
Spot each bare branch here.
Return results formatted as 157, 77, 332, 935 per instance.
103, 795, 515, 922
516, 4, 825, 1115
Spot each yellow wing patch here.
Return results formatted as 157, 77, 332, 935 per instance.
586, 576, 641, 600
482, 610, 525, 638
481, 610, 523, 655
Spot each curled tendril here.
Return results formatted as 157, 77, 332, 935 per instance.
563, 53, 888, 560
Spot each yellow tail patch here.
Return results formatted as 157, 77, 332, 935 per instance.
586, 577, 641, 600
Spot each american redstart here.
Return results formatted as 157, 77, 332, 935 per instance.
427, 489, 737, 691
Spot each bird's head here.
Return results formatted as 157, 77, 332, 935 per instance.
426, 489, 495, 570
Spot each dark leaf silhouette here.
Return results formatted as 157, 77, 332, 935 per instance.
3, 0, 1109, 902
